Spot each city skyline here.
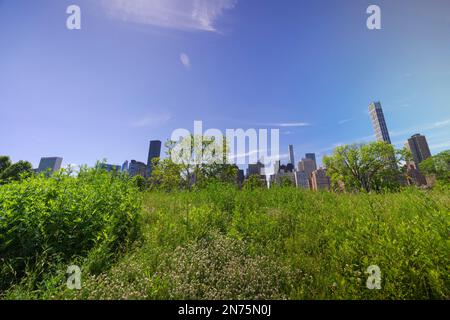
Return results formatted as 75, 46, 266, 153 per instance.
1, 0, 450, 168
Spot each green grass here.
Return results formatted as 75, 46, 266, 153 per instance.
1, 181, 449, 300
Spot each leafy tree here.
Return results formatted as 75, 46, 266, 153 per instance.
132, 175, 147, 191
168, 135, 237, 190
149, 157, 183, 192
323, 142, 404, 193
243, 174, 266, 190
419, 150, 450, 182
0, 156, 12, 174
0, 160, 33, 183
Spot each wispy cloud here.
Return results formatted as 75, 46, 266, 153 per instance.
180, 53, 191, 69
429, 141, 450, 151
390, 118, 450, 138
102, 0, 237, 32
270, 122, 311, 128
131, 113, 172, 128
338, 118, 353, 125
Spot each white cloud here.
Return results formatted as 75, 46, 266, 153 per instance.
102, 0, 237, 32
180, 53, 190, 69
429, 141, 450, 151
338, 118, 353, 125
271, 122, 311, 128
390, 118, 450, 138
131, 113, 172, 128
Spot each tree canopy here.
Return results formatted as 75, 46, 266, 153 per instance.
323, 142, 405, 193
0, 159, 33, 184
419, 150, 450, 182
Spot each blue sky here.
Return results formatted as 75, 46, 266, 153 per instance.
1, 0, 450, 168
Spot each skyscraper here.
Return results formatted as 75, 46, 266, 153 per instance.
298, 158, 317, 178
295, 171, 310, 189
288, 145, 295, 166
37, 157, 63, 173
405, 134, 431, 166
129, 160, 147, 177
305, 153, 317, 168
369, 102, 391, 144
146, 140, 162, 177
121, 160, 129, 173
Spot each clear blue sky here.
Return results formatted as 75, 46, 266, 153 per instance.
1, 0, 450, 168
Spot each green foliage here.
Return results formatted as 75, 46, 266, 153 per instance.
419, 150, 450, 183
149, 137, 239, 191
2, 171, 449, 300
0, 160, 33, 184
0, 156, 12, 174
242, 175, 266, 190
149, 157, 183, 192
132, 174, 148, 191
0, 167, 142, 291
323, 142, 403, 193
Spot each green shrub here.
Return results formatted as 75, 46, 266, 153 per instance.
0, 167, 142, 291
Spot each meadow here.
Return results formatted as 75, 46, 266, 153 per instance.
0, 172, 449, 300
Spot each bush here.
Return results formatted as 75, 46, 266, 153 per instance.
0, 167, 142, 291
162, 231, 292, 299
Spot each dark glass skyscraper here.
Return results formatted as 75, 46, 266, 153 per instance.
406, 134, 431, 166
146, 140, 162, 177
369, 102, 391, 144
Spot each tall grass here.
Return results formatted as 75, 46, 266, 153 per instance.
1, 181, 449, 299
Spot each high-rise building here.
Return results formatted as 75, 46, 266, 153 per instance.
295, 171, 310, 189
288, 145, 295, 166
405, 134, 431, 166
146, 140, 162, 177
305, 153, 317, 167
237, 169, 245, 186
37, 157, 63, 173
247, 162, 264, 177
310, 168, 331, 191
270, 171, 296, 186
121, 160, 129, 173
369, 102, 391, 144
100, 164, 121, 174
298, 158, 316, 178
129, 160, 147, 177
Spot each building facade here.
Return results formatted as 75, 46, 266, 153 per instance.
298, 158, 317, 178
405, 134, 431, 166
305, 153, 317, 167
369, 102, 391, 144
101, 164, 121, 173
310, 168, 331, 191
129, 160, 147, 177
247, 162, 264, 177
295, 170, 310, 189
121, 160, 129, 173
288, 145, 295, 166
146, 140, 162, 177
37, 157, 63, 173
